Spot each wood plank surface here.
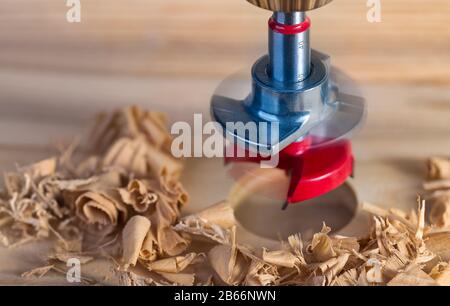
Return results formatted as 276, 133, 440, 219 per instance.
0, 0, 449, 284
0, 0, 449, 84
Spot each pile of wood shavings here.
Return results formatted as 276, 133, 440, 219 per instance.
0, 106, 188, 283
1, 106, 450, 286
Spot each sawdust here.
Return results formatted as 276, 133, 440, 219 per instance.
2, 106, 450, 286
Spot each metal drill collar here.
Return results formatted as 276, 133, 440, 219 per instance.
247, 52, 330, 118
247, 0, 333, 12
210, 50, 365, 155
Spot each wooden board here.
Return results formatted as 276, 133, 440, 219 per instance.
1, 0, 449, 84
0, 0, 449, 284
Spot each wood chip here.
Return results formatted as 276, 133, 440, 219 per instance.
122, 216, 151, 269
307, 224, 336, 262
21, 265, 54, 279
75, 190, 126, 229
193, 201, 235, 229
208, 229, 249, 285
429, 195, 450, 228
427, 157, 450, 180
145, 253, 199, 273
423, 179, 450, 191
118, 179, 158, 213
262, 248, 299, 268
387, 265, 437, 286
139, 229, 158, 262
430, 262, 450, 286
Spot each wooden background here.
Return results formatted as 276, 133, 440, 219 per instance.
0, 0, 449, 220
0, 0, 449, 283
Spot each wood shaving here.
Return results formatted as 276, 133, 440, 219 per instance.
117, 270, 157, 286
429, 195, 450, 228
75, 190, 125, 229
122, 216, 151, 269
307, 223, 336, 262
118, 179, 158, 213
207, 229, 249, 285
424, 231, 450, 262
89, 105, 171, 155
1, 107, 450, 286
21, 265, 55, 279
427, 157, 450, 180
144, 252, 200, 273
244, 260, 279, 286
173, 201, 234, 244
387, 265, 437, 286
423, 179, 450, 191
262, 249, 299, 268
139, 229, 158, 262
429, 262, 450, 286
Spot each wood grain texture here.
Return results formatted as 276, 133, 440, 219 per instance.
0, 0, 449, 84
0, 0, 449, 283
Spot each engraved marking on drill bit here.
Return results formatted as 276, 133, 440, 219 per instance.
66, 0, 81, 23
367, 0, 382, 23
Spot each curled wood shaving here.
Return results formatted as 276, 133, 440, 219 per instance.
122, 216, 151, 269
262, 249, 299, 268
173, 201, 234, 244
193, 201, 236, 229
429, 195, 450, 228
307, 223, 336, 262
430, 262, 450, 286
139, 229, 158, 262
208, 243, 248, 285
424, 231, 450, 262
244, 260, 279, 286
90, 106, 171, 155
317, 253, 350, 284
102, 137, 181, 182
144, 252, 200, 273
156, 227, 190, 257
118, 179, 158, 213
208, 228, 249, 285
428, 157, 450, 180
75, 190, 125, 228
